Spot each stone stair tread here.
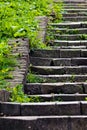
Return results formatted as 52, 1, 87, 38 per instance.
51, 28, 87, 34
52, 46, 86, 49
26, 82, 84, 85
64, 5, 87, 9
54, 40, 87, 42
31, 65, 87, 69
30, 65, 87, 75
1, 115, 87, 130
30, 57, 87, 59
2, 115, 87, 120
49, 22, 87, 28
27, 94, 87, 101
50, 27, 87, 31
25, 82, 85, 94
63, 9, 87, 11
29, 57, 87, 66
53, 40, 87, 46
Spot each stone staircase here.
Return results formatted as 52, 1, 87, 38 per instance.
1, 0, 87, 130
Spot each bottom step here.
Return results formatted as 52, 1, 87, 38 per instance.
0, 116, 87, 130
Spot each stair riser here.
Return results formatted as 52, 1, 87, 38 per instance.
30, 49, 87, 58
30, 57, 87, 66
63, 10, 87, 13
25, 83, 83, 94
63, 17, 87, 22
63, 13, 87, 17
50, 23, 87, 29
39, 75, 87, 83
21, 102, 80, 116
31, 66, 87, 75
1, 102, 87, 116
64, 6, 87, 9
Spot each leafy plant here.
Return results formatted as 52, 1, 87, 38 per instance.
27, 72, 46, 83
7, 84, 42, 103
0, 0, 63, 49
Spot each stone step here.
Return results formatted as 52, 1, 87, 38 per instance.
50, 28, 87, 34
53, 40, 87, 46
15, 102, 81, 116
36, 74, 87, 83
63, 16, 87, 22
1, 102, 87, 116
49, 22, 87, 28
1, 115, 87, 130
63, 9, 87, 13
52, 46, 86, 49
30, 66, 87, 75
25, 82, 85, 94
64, 5, 87, 9
27, 94, 87, 101
0, 101, 83, 116
54, 34, 86, 40
30, 57, 87, 66
30, 49, 87, 58
63, 13, 87, 17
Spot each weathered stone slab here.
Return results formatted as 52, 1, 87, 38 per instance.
36, 117, 68, 130
83, 83, 87, 93
68, 41, 81, 46
25, 82, 83, 94
0, 90, 10, 102
30, 49, 60, 58
70, 116, 87, 130
54, 40, 68, 46
53, 58, 71, 66
81, 49, 87, 57
30, 66, 65, 75
1, 116, 87, 130
54, 75, 87, 82
81, 101, 87, 115
71, 58, 87, 66
65, 66, 87, 74
0, 117, 37, 130
0, 102, 21, 116
30, 57, 52, 66
21, 102, 80, 116
24, 83, 41, 95
49, 22, 82, 28
64, 16, 87, 22
60, 49, 80, 58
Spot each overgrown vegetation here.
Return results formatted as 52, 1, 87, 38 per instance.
0, 0, 63, 102
27, 72, 46, 83
7, 84, 42, 103
0, 0, 63, 49
0, 42, 17, 89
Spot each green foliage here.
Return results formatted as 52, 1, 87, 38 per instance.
0, 0, 63, 100
0, 0, 63, 49
0, 41, 17, 89
7, 84, 42, 103
27, 72, 46, 83
80, 34, 87, 40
